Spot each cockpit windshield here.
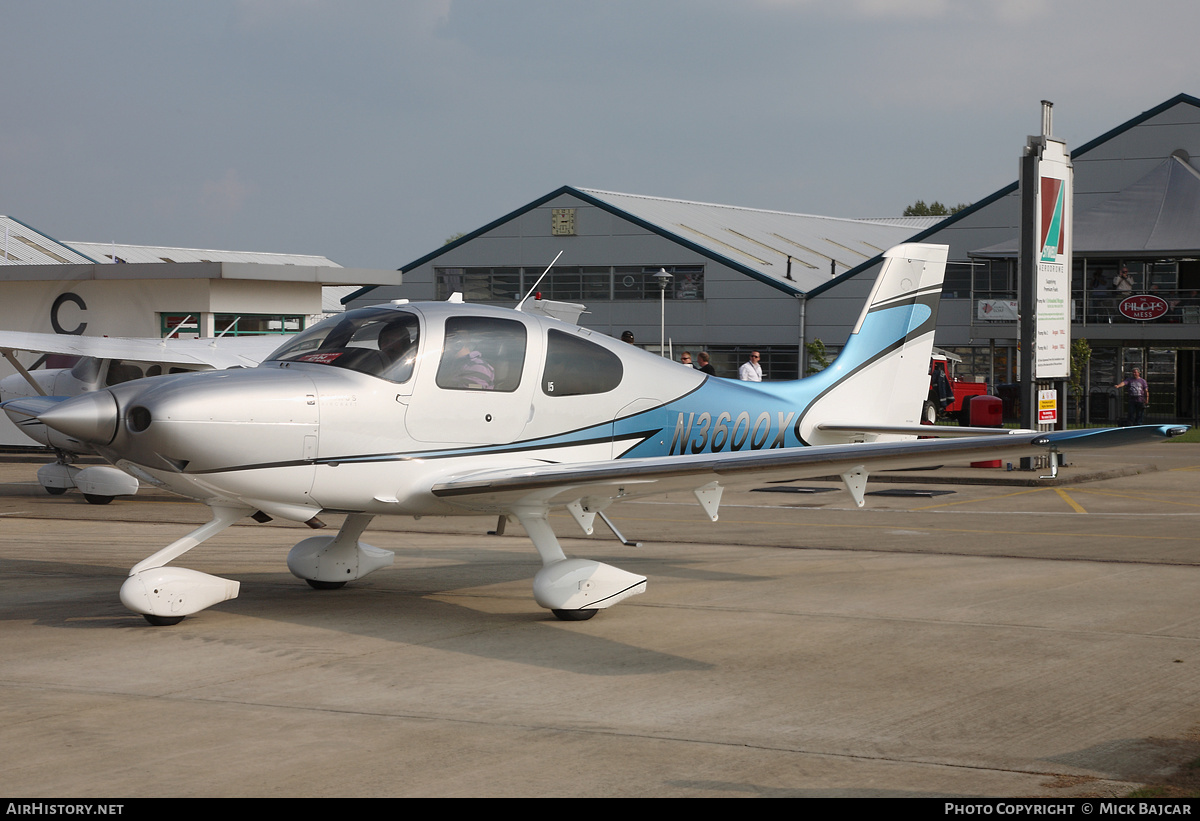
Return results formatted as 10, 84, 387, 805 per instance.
266, 307, 421, 383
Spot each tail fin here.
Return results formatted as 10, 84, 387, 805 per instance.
797, 243, 947, 445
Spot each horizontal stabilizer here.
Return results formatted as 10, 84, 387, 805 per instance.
1033, 424, 1188, 447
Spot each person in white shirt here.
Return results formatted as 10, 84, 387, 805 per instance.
738, 351, 762, 382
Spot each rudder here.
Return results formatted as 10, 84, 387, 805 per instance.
797, 243, 948, 444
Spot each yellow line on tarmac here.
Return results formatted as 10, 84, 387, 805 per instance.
910, 487, 1047, 511
1071, 488, 1200, 509
1054, 488, 1087, 514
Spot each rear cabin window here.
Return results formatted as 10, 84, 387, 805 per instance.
542, 329, 623, 396
435, 316, 527, 392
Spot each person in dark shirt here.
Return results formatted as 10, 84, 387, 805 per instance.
1115, 368, 1149, 425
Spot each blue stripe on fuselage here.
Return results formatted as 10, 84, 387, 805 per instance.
615, 301, 932, 459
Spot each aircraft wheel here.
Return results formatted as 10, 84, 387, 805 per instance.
143, 614, 185, 626
305, 579, 347, 590
552, 608, 598, 621
45, 487, 68, 496
83, 494, 114, 505
922, 400, 938, 425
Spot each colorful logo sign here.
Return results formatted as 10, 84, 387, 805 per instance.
1118, 295, 1169, 321
1039, 177, 1066, 263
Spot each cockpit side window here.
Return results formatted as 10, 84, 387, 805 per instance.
70, 356, 102, 385
542, 329, 623, 396
265, 307, 421, 384
105, 360, 145, 386
435, 316, 527, 392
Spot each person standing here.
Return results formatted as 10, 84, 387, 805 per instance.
1115, 367, 1149, 425
697, 352, 716, 376
738, 351, 762, 382
1113, 267, 1134, 295
680, 351, 694, 367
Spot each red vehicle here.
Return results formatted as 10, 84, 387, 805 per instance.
925, 351, 988, 423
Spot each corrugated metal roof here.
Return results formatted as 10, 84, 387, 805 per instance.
0, 217, 98, 265
971, 153, 1200, 258
321, 285, 358, 313
576, 189, 921, 292
65, 241, 340, 267
1, 218, 356, 312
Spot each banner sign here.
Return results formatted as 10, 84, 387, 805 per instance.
1034, 139, 1072, 380
977, 299, 1019, 321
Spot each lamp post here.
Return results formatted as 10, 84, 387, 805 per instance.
654, 268, 672, 358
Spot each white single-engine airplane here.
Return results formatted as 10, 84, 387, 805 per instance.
0, 332, 281, 502
2, 244, 1184, 625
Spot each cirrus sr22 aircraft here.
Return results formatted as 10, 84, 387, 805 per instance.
1, 244, 1184, 625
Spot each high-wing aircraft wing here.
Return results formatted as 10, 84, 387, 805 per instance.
0, 330, 280, 373
0, 330, 283, 502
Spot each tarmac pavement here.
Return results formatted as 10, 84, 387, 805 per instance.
1, 442, 1198, 797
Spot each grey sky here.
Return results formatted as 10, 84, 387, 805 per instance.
3, 1, 1197, 270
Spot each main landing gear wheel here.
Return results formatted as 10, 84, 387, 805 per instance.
305, 579, 347, 590
552, 608, 598, 621
45, 487, 68, 496
84, 494, 114, 505
143, 614, 185, 626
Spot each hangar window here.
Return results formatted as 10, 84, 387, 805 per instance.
541, 330, 623, 396
434, 265, 704, 302
214, 315, 304, 336
536, 267, 611, 301
160, 314, 305, 337
435, 268, 521, 301
613, 266, 704, 300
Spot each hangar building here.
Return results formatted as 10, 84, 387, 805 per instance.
355, 93, 1200, 425
348, 189, 933, 379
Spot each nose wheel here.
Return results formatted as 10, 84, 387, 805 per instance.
305, 579, 348, 590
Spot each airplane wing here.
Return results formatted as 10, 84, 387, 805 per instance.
430, 425, 1186, 514
0, 330, 282, 369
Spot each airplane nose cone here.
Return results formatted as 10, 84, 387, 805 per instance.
37, 391, 120, 445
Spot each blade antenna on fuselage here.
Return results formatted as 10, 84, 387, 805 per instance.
515, 250, 564, 312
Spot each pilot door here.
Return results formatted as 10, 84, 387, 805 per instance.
405, 314, 539, 445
